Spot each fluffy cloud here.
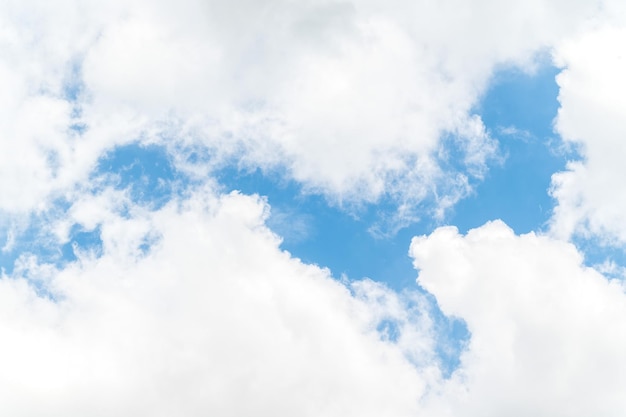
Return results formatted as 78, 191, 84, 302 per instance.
77, 0, 610, 211
0, 0, 609, 220
411, 221, 626, 416
550, 22, 626, 245
0, 187, 441, 416
4, 191, 626, 415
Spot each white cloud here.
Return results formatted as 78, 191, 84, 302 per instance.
411, 221, 626, 416
0, 0, 610, 222
550, 23, 626, 245
79, 0, 606, 211
0, 187, 442, 416
6, 192, 626, 415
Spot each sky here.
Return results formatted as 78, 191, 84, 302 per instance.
2, 0, 626, 415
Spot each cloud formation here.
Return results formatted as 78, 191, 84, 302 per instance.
411, 221, 626, 416
551, 22, 626, 245
3, 0, 626, 415
0, 0, 609, 219
4, 191, 626, 415
0, 188, 438, 416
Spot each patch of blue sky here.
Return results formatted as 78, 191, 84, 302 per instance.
1, 202, 150, 276
375, 291, 469, 378
58, 142, 187, 259
0, 243, 16, 275
0, 195, 93, 271
216, 166, 428, 290
450, 62, 572, 235
571, 235, 626, 279
451, 61, 626, 275
60, 224, 103, 262
93, 142, 184, 211
1, 143, 186, 273
63, 58, 87, 134
376, 319, 402, 342
0, 208, 69, 275
63, 59, 83, 102
434, 313, 470, 378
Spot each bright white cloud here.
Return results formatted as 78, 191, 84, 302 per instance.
0, 187, 442, 416
5, 191, 626, 415
550, 23, 626, 245
79, 0, 607, 210
0, 0, 609, 220
411, 221, 626, 416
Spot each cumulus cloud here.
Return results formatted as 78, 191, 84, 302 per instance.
411, 221, 626, 416
77, 0, 609, 213
0, 187, 442, 416
4, 192, 626, 415
550, 22, 626, 245
0, 0, 609, 221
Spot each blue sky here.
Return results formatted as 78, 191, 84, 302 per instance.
3, 1, 626, 415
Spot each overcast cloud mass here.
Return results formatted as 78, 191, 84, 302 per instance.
2, 0, 626, 415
